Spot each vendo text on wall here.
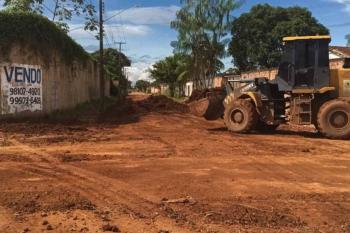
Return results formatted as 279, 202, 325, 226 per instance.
1, 63, 43, 115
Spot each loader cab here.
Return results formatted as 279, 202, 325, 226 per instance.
277, 36, 331, 92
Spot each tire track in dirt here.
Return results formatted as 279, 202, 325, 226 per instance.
9, 138, 198, 232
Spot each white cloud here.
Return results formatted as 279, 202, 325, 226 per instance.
124, 55, 161, 84
106, 24, 151, 36
328, 0, 350, 12
125, 62, 153, 84
106, 5, 180, 25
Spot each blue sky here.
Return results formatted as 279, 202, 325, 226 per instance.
1, 0, 350, 82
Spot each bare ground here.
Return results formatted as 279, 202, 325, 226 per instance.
0, 93, 349, 233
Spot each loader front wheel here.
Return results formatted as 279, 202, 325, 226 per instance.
224, 99, 258, 133
317, 99, 350, 139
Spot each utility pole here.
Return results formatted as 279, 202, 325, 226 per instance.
115, 41, 126, 75
99, 0, 105, 100
115, 42, 126, 53
52, 0, 59, 21
114, 41, 128, 93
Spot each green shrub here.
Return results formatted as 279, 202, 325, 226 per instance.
0, 11, 89, 63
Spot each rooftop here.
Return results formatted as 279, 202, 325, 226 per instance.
329, 46, 350, 58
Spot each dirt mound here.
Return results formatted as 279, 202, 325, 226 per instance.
203, 204, 305, 228
186, 87, 225, 103
0, 189, 95, 214
187, 89, 210, 102
139, 95, 189, 113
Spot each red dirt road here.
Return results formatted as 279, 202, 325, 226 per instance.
0, 93, 349, 233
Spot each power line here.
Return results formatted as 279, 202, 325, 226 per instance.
327, 22, 350, 28
52, 0, 59, 21
42, 2, 55, 14
104, 5, 139, 23
105, 32, 113, 48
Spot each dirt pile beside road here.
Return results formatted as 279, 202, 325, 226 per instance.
139, 95, 189, 113
186, 87, 225, 103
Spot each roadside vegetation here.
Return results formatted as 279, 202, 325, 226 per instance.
92, 48, 131, 98
47, 97, 117, 123
147, 1, 335, 98
135, 80, 151, 93
229, 4, 329, 71
0, 11, 89, 63
1, 0, 131, 92
3, 0, 96, 32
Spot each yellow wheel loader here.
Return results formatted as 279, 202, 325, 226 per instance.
189, 36, 350, 139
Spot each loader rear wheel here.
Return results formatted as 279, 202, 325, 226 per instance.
224, 99, 258, 133
317, 99, 350, 139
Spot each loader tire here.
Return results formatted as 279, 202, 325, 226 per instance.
317, 99, 350, 139
224, 99, 258, 133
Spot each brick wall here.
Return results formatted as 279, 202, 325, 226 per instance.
330, 59, 345, 69
241, 68, 278, 80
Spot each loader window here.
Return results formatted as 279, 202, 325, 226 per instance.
295, 41, 316, 69
306, 42, 316, 67
281, 43, 294, 64
278, 43, 294, 84
295, 41, 316, 87
295, 42, 306, 69
318, 40, 329, 67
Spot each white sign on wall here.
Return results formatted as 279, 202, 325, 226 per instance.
0, 63, 43, 115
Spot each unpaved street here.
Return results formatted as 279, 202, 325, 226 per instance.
0, 93, 349, 233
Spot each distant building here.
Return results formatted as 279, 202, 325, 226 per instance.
185, 81, 194, 97
160, 84, 169, 95
184, 46, 350, 95
150, 86, 161, 94
238, 46, 350, 81
329, 46, 350, 69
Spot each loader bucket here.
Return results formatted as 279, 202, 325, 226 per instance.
188, 94, 225, 121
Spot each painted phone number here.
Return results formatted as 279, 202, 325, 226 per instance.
9, 87, 41, 96
9, 96, 42, 105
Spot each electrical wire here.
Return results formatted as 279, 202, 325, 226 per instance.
327, 22, 350, 28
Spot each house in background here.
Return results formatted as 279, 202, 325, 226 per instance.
236, 46, 350, 82
184, 46, 350, 96
329, 46, 350, 69
185, 81, 194, 97
150, 86, 161, 94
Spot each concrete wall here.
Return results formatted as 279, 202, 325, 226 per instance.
238, 59, 345, 81
330, 58, 345, 69
150, 86, 161, 94
185, 81, 194, 96
0, 45, 108, 117
241, 68, 278, 80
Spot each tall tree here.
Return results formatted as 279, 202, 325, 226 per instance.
346, 34, 350, 47
229, 4, 329, 71
150, 54, 191, 97
135, 80, 151, 93
171, 0, 240, 89
92, 48, 131, 96
3, 0, 96, 32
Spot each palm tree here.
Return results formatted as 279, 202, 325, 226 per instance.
171, 0, 240, 89
150, 54, 192, 97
